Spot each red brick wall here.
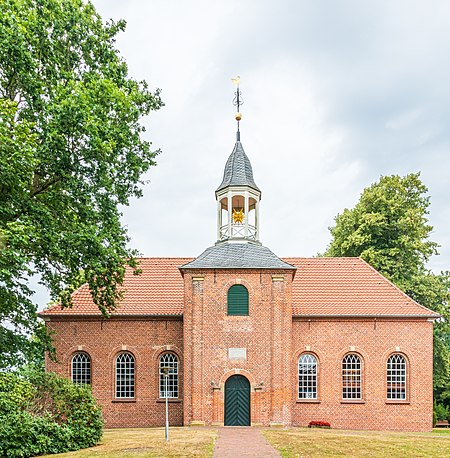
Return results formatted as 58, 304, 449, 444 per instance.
45, 317, 184, 428
291, 318, 434, 432
182, 268, 294, 426
45, 274, 434, 432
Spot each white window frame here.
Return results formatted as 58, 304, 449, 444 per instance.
298, 353, 318, 399
159, 353, 179, 398
71, 352, 91, 384
115, 352, 135, 398
387, 353, 407, 400
342, 353, 362, 400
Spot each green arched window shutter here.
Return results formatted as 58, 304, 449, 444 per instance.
227, 285, 249, 315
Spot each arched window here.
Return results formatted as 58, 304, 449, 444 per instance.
227, 285, 249, 315
115, 353, 135, 398
159, 353, 179, 398
342, 353, 362, 399
71, 353, 91, 384
387, 353, 407, 400
298, 353, 317, 399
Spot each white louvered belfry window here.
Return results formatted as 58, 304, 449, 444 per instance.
342, 354, 362, 399
159, 353, 179, 398
71, 353, 91, 384
115, 353, 135, 398
387, 354, 407, 400
298, 354, 318, 399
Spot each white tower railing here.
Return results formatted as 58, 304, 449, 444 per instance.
216, 188, 260, 243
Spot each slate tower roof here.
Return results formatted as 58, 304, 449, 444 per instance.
181, 133, 295, 270
216, 141, 260, 193
180, 243, 296, 270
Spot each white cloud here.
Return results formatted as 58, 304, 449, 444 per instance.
35, 0, 450, 309
385, 109, 422, 131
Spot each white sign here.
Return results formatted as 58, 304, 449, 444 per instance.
228, 348, 247, 360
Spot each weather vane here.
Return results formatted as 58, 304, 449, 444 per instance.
231, 76, 243, 141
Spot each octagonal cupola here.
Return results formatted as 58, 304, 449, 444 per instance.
215, 140, 261, 244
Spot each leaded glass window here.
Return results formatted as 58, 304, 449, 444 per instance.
115, 353, 135, 398
342, 353, 362, 399
71, 353, 91, 384
159, 353, 179, 398
298, 353, 317, 399
387, 354, 407, 400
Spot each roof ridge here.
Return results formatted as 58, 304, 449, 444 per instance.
282, 256, 361, 261
135, 257, 194, 260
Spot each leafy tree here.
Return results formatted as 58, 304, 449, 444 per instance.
325, 174, 438, 287
0, 0, 162, 368
324, 173, 450, 405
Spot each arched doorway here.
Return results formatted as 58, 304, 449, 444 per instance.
224, 375, 251, 426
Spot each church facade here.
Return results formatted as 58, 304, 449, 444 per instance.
40, 136, 438, 432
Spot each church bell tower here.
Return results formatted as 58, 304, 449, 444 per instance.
180, 78, 296, 427
215, 77, 261, 244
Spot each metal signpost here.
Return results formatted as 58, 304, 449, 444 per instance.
162, 366, 170, 441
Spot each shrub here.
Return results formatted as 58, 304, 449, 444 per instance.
434, 403, 449, 421
0, 371, 103, 457
308, 420, 331, 428
0, 372, 35, 414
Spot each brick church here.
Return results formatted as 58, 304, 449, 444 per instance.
40, 111, 438, 431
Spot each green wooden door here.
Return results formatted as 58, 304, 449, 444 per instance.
224, 375, 251, 426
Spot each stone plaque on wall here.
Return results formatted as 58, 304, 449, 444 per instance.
228, 348, 247, 360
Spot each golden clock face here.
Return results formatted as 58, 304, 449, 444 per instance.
232, 208, 244, 224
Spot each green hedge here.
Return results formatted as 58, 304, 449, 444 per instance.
0, 371, 103, 457
434, 402, 449, 422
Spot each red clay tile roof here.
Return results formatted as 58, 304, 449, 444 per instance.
40, 258, 192, 317
39, 256, 439, 318
285, 257, 439, 317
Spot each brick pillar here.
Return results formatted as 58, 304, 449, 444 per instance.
269, 274, 293, 426
183, 274, 205, 425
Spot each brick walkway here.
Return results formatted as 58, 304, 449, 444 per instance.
213, 427, 281, 457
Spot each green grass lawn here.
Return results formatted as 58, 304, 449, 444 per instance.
42, 427, 217, 458
41, 427, 450, 458
263, 428, 450, 458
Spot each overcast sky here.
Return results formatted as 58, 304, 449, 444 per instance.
33, 0, 450, 307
